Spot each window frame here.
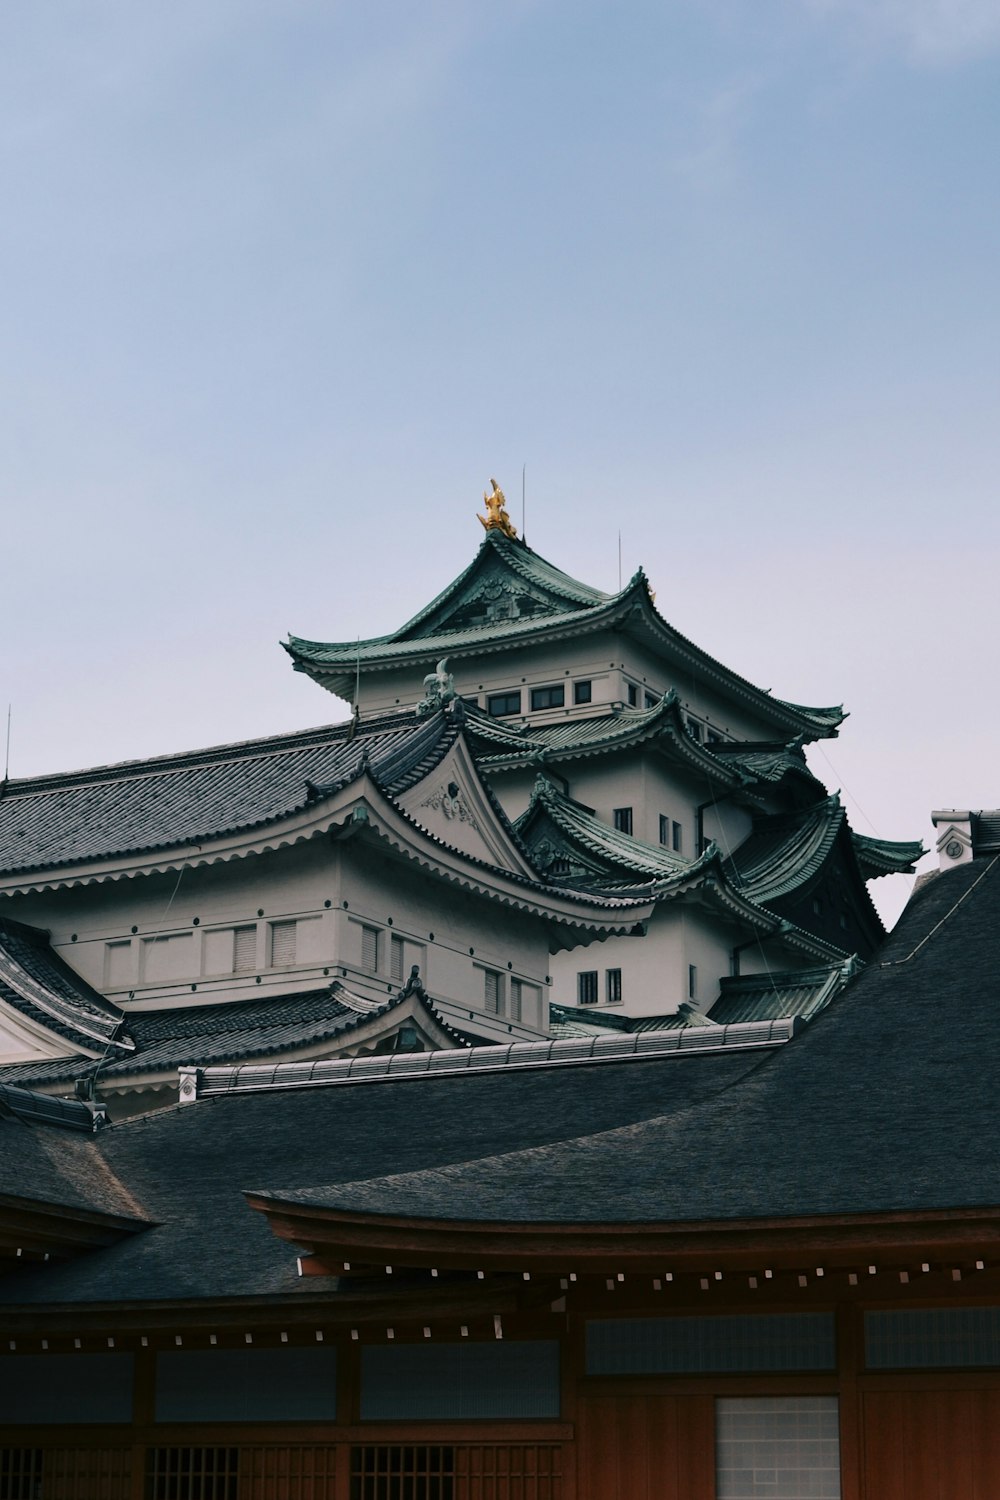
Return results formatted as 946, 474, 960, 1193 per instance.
530, 684, 565, 712
487, 690, 522, 718
578, 971, 599, 1005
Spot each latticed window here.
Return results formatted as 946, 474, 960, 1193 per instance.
351, 1445, 562, 1500
0, 1450, 41, 1500
146, 1448, 239, 1500
578, 971, 598, 1005
509, 978, 522, 1021
606, 968, 622, 1004
269, 920, 297, 967
613, 807, 633, 834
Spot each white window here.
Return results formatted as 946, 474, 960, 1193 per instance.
361, 924, 380, 972
716, 1397, 841, 1499
269, 920, 297, 967
233, 925, 256, 973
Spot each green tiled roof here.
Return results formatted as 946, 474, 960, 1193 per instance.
727, 796, 847, 904
515, 775, 695, 882
708, 959, 862, 1025
852, 831, 925, 879
285, 532, 846, 742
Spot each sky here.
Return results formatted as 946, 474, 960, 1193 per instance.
2, 0, 999, 926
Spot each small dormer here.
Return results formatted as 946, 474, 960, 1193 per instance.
931, 810, 974, 869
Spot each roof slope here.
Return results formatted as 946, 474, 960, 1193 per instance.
0, 715, 450, 877
0, 919, 132, 1057
256, 855, 1000, 1227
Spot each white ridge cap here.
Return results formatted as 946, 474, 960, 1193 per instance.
178, 1017, 799, 1103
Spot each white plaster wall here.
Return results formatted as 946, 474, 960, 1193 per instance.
1, 834, 553, 1036
549, 904, 735, 1018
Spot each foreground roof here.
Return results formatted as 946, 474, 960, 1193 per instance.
0, 850, 992, 1312
247, 854, 1000, 1230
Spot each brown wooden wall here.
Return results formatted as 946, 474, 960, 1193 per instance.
575, 1394, 715, 1500
862, 1387, 1000, 1500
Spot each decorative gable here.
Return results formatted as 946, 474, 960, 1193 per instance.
394, 737, 536, 876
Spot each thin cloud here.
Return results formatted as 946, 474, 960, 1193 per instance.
799, 0, 1000, 62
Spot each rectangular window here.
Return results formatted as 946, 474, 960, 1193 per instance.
605, 969, 622, 1004
390, 933, 405, 982
687, 717, 703, 740
484, 969, 505, 1015
645, 692, 657, 709
574, 679, 592, 705
360, 1342, 560, 1420
509, 978, 522, 1021
361, 924, 380, 972
350, 1445, 561, 1500
659, 814, 669, 846
707, 728, 723, 744
154, 1349, 337, 1422
716, 1396, 841, 1499
627, 683, 638, 707
613, 807, 633, 834
688, 964, 698, 999
232, 925, 256, 972
105, 940, 133, 988
530, 684, 565, 711
578, 971, 598, 1005
487, 691, 521, 717
146, 1449, 239, 1500
0, 1354, 134, 1424
865, 1307, 1000, 1368
586, 1314, 837, 1375
0, 1451, 42, 1500
672, 820, 683, 852
269, 919, 297, 967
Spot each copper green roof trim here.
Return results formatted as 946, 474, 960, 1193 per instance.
476, 691, 747, 787
708, 958, 863, 1025
851, 831, 925, 879
727, 795, 847, 904
285, 535, 845, 742
515, 774, 697, 881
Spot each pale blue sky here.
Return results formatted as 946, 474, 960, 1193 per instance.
3, 1, 999, 922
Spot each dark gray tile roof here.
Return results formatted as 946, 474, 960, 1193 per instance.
267, 856, 998, 1227
0, 855, 995, 1310
0, 985, 468, 1088
0, 919, 131, 1056
0, 712, 457, 876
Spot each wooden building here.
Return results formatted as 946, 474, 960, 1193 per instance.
0, 838, 997, 1498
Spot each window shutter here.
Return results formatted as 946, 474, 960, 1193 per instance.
390, 934, 405, 981
510, 979, 522, 1021
233, 926, 256, 973
270, 920, 297, 967
484, 970, 505, 1015
362, 925, 380, 972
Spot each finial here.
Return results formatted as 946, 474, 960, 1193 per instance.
478, 478, 518, 539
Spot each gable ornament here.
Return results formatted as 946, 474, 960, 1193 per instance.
420, 778, 478, 828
